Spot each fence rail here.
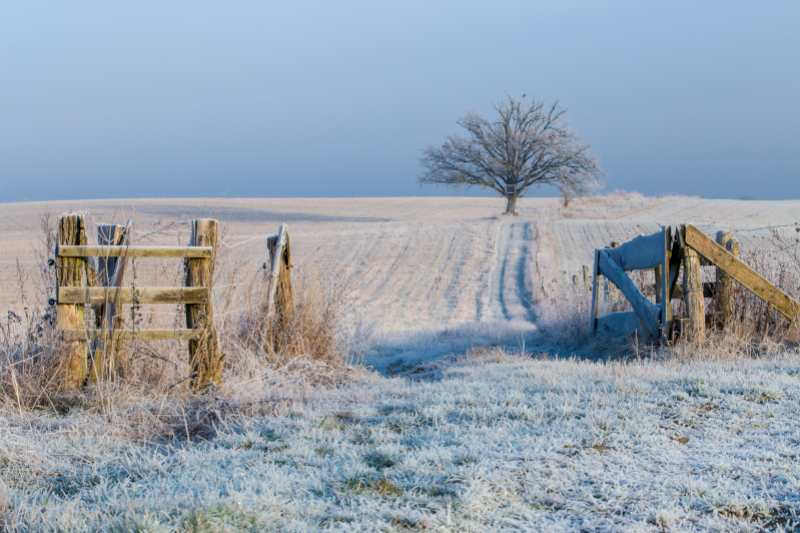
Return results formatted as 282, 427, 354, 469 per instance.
57, 287, 210, 305
62, 329, 203, 341
57, 245, 213, 258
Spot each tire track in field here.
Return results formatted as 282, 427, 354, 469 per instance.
485, 221, 537, 323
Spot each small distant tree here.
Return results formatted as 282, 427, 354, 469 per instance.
419, 94, 605, 214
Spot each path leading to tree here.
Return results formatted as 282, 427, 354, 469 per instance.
484, 220, 538, 323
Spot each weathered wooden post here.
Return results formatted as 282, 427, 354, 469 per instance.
57, 214, 89, 389
590, 250, 601, 333
262, 224, 294, 353
715, 231, 739, 328
607, 241, 621, 302
185, 219, 223, 389
88, 223, 130, 383
682, 246, 706, 339
654, 265, 663, 303
658, 226, 672, 344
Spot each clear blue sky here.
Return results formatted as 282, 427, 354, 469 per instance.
1, 1, 798, 202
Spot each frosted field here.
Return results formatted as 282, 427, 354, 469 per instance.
2, 195, 797, 329
2, 195, 800, 531
0, 195, 673, 370
5, 349, 800, 531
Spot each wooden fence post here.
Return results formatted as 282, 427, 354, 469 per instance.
608, 241, 621, 302
659, 225, 672, 345
57, 215, 89, 389
88, 222, 130, 383
185, 219, 223, 389
682, 247, 705, 339
583, 265, 591, 292
590, 250, 600, 334
715, 231, 739, 328
261, 224, 294, 353
654, 265, 663, 303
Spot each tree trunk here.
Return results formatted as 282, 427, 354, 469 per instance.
505, 194, 517, 215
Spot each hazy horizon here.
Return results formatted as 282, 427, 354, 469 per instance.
2, 1, 798, 202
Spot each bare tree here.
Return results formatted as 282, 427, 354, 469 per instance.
419, 94, 605, 214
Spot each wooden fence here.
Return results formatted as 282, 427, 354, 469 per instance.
591, 224, 800, 344
54, 215, 295, 390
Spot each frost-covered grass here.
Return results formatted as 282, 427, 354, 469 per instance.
4, 348, 800, 532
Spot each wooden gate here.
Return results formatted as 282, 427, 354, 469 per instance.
590, 226, 672, 343
590, 224, 800, 344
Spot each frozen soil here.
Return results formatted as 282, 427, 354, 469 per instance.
5, 348, 800, 532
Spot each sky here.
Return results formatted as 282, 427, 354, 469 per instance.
1, 1, 798, 202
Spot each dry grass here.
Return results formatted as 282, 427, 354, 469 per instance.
4, 345, 800, 531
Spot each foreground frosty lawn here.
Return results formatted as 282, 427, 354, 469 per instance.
5, 349, 800, 532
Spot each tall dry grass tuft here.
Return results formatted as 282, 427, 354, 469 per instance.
221, 266, 346, 369
216, 263, 354, 409
261, 268, 344, 364
730, 227, 800, 345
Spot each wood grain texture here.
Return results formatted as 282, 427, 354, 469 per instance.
590, 250, 600, 334
654, 264, 663, 304
58, 245, 213, 258
268, 226, 294, 353
261, 224, 294, 354
682, 246, 706, 339
671, 282, 715, 300
667, 232, 686, 307
63, 329, 203, 341
185, 219, 223, 389
59, 287, 209, 305
685, 224, 800, 321
659, 225, 672, 344
264, 224, 288, 320
714, 231, 740, 327
56, 215, 89, 390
